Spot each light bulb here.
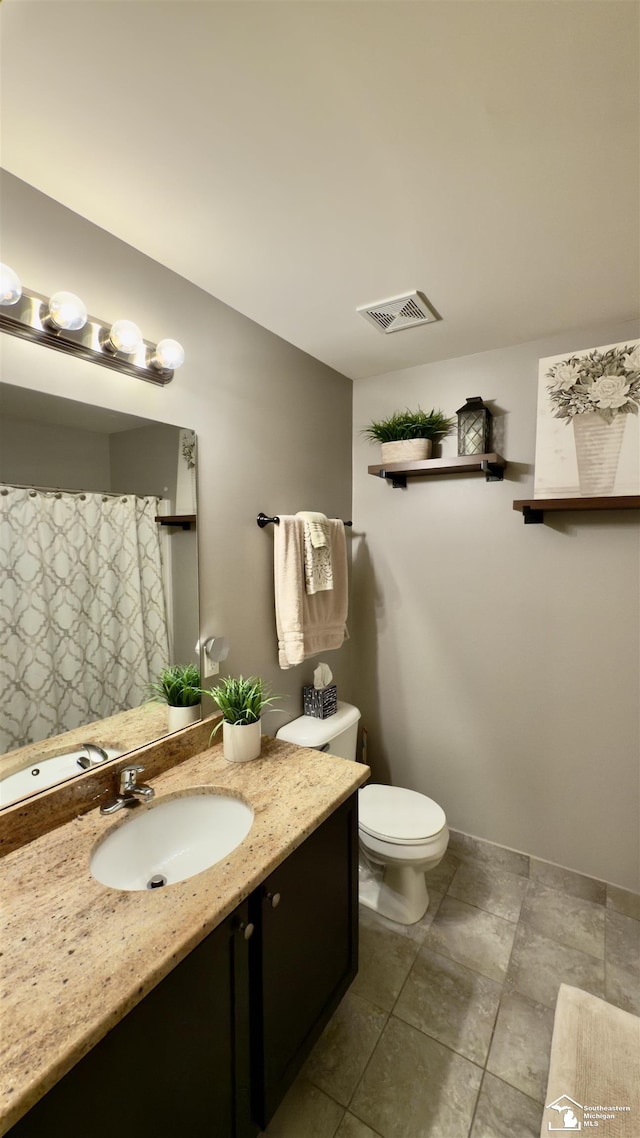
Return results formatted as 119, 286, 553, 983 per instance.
152, 338, 185, 371
47, 291, 87, 331
0, 264, 22, 305
106, 319, 142, 355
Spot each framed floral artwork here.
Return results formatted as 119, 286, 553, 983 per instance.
534, 339, 640, 498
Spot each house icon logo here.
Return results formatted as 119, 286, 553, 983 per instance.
545, 1095, 582, 1131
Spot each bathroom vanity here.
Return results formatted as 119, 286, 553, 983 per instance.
0, 734, 368, 1137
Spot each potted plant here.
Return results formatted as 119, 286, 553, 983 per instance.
148, 663, 202, 733
362, 406, 454, 464
203, 675, 280, 763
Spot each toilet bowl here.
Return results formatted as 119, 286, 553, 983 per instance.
275, 702, 449, 926
358, 784, 449, 924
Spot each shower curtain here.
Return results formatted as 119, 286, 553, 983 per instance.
0, 487, 170, 752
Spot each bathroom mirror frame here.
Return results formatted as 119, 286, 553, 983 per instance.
0, 379, 200, 810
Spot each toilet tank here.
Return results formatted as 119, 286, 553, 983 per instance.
276, 701, 361, 761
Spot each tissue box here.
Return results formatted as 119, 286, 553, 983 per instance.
303, 684, 337, 719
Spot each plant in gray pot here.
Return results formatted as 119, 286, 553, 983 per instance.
148, 663, 202, 733
203, 675, 280, 763
363, 406, 454, 464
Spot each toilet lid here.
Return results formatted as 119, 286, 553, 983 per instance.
359, 784, 446, 843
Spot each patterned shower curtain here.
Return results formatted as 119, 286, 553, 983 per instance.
0, 487, 170, 752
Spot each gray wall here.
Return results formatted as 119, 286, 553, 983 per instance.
352, 320, 640, 891
1, 171, 354, 727
110, 423, 179, 500
0, 415, 111, 490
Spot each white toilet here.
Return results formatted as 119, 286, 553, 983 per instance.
276, 701, 449, 925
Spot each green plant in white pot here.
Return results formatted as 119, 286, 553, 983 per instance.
204, 675, 280, 763
148, 663, 202, 733
363, 407, 454, 464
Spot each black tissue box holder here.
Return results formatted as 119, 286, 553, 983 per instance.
303, 683, 337, 719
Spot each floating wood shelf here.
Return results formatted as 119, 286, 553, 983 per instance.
513, 496, 640, 524
368, 452, 506, 488
154, 514, 196, 530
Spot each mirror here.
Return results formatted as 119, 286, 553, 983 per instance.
0, 382, 199, 808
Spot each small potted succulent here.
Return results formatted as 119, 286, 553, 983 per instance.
148, 663, 202, 733
203, 675, 280, 763
363, 406, 454, 463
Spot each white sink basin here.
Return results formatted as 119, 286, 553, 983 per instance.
90, 792, 254, 891
0, 746, 123, 808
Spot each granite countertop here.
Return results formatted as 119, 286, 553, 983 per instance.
0, 736, 369, 1136
0, 703, 169, 780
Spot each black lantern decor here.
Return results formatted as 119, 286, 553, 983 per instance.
456, 396, 492, 456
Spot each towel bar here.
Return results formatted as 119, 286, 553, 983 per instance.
257, 512, 352, 528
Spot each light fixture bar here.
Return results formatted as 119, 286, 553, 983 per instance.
0, 287, 180, 386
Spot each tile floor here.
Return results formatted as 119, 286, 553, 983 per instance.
262, 832, 640, 1138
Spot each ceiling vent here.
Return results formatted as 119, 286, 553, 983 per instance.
357, 291, 439, 334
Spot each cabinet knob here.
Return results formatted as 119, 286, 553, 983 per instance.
239, 921, 254, 941
267, 891, 281, 909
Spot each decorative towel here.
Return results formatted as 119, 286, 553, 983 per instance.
296, 511, 332, 594
296, 511, 330, 549
274, 516, 349, 669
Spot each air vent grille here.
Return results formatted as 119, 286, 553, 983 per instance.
357, 291, 439, 334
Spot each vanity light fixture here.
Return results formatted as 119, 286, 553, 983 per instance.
103, 319, 143, 356
0, 264, 185, 386
44, 290, 88, 332
0, 263, 22, 306
151, 338, 185, 372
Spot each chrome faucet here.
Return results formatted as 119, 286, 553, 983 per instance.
100, 764, 155, 815
82, 742, 109, 765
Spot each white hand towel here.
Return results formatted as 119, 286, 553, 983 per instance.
296, 510, 329, 548
274, 517, 349, 669
296, 511, 332, 594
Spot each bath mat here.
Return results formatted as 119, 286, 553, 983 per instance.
541, 984, 640, 1136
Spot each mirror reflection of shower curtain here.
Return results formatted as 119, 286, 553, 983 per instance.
0, 487, 170, 752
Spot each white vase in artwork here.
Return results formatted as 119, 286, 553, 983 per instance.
222, 719, 262, 763
168, 704, 201, 732
572, 413, 626, 496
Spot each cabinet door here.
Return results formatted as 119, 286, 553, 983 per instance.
9, 903, 254, 1138
250, 793, 358, 1128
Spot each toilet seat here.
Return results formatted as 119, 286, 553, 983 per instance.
359, 784, 446, 846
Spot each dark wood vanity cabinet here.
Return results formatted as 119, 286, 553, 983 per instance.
8, 793, 358, 1138
9, 901, 253, 1138
250, 793, 359, 1130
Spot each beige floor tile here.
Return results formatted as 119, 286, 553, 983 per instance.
262, 1076, 344, 1138
350, 1016, 482, 1138
506, 923, 605, 1008
350, 907, 421, 1012
422, 895, 517, 982
448, 861, 528, 923
423, 851, 461, 893
605, 909, 640, 1015
395, 944, 501, 1065
529, 858, 605, 904
486, 990, 554, 1103
358, 891, 443, 944
470, 1072, 543, 1138
522, 880, 605, 959
303, 990, 388, 1107
335, 1113, 383, 1138
448, 831, 529, 878
606, 884, 640, 922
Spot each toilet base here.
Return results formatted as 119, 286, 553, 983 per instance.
359, 861, 431, 925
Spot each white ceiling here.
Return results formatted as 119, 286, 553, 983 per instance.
1, 0, 638, 381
